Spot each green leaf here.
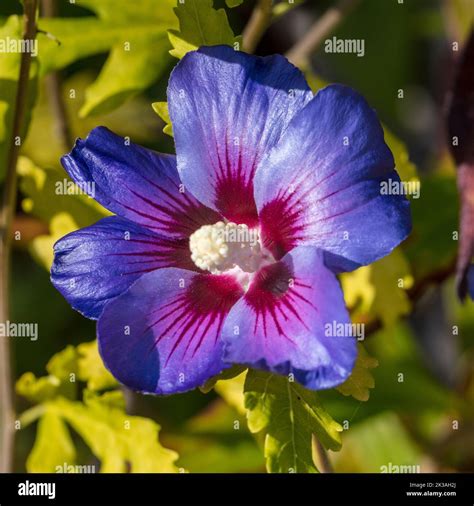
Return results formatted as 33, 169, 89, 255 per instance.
152, 101, 173, 137
46, 345, 78, 380
336, 345, 378, 401
0, 16, 38, 182
200, 364, 246, 393
16, 345, 78, 403
201, 366, 247, 420
168, 0, 241, 60
49, 396, 180, 473
244, 370, 342, 473
77, 341, 117, 392
27, 412, 76, 473
226, 0, 244, 6
341, 249, 414, 328
18, 341, 180, 473
38, 0, 178, 116
16, 372, 63, 404
214, 371, 247, 415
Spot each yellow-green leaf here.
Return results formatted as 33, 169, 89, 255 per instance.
152, 101, 173, 137
244, 370, 342, 473
341, 249, 414, 328
214, 371, 247, 415
77, 341, 117, 391
27, 411, 76, 473
336, 345, 378, 401
168, 0, 241, 60
38, 0, 178, 116
49, 396, 180, 473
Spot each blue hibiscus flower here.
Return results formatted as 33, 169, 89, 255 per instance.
51, 45, 411, 395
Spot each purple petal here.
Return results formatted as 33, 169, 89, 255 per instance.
167, 45, 312, 226
221, 246, 357, 390
62, 126, 220, 237
51, 216, 195, 320
98, 268, 244, 394
254, 84, 411, 269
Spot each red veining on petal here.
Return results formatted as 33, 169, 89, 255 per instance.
259, 195, 306, 259
145, 274, 243, 364
121, 181, 221, 237
244, 262, 315, 343
215, 175, 259, 227
213, 131, 259, 227
106, 237, 198, 273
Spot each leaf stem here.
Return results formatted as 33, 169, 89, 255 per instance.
285, 0, 360, 68
18, 403, 46, 429
242, 0, 274, 54
0, 0, 38, 473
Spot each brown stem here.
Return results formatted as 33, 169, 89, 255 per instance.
242, 0, 273, 54
0, 0, 38, 473
285, 0, 361, 68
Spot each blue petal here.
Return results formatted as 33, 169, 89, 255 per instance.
98, 268, 244, 394
62, 126, 220, 237
468, 265, 474, 300
221, 246, 357, 390
254, 84, 412, 269
51, 216, 195, 320
167, 45, 312, 226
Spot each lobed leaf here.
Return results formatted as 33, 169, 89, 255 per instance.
244, 370, 342, 473
168, 0, 241, 60
336, 345, 378, 402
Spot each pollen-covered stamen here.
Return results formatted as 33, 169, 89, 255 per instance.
189, 221, 269, 274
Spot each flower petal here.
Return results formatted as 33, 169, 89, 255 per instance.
167, 45, 312, 226
254, 84, 411, 268
51, 216, 195, 320
62, 126, 220, 237
98, 268, 244, 394
468, 264, 474, 300
221, 246, 357, 390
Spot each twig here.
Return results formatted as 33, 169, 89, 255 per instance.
0, 0, 38, 473
242, 0, 274, 54
41, 0, 72, 150
285, 0, 361, 68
